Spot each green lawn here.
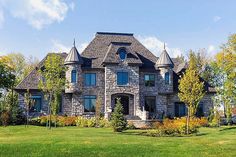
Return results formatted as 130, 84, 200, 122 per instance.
0, 126, 236, 157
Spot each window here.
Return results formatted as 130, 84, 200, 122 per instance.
30, 95, 42, 112
84, 73, 96, 86
165, 72, 170, 84
175, 102, 187, 117
84, 95, 96, 112
145, 96, 156, 113
117, 72, 128, 85
196, 103, 204, 117
118, 49, 127, 60
144, 74, 155, 87
71, 70, 77, 83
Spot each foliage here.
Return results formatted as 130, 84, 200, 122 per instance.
30, 116, 77, 127
0, 62, 15, 95
38, 54, 66, 129
75, 117, 109, 128
111, 98, 127, 132
95, 97, 103, 126
0, 53, 38, 84
147, 117, 208, 137
178, 51, 205, 134
0, 110, 10, 126
127, 121, 136, 130
206, 34, 236, 124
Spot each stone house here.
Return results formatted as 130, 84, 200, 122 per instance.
15, 32, 215, 120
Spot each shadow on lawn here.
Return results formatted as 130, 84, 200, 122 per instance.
219, 126, 236, 132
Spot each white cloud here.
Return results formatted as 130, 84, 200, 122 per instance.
0, 0, 74, 29
207, 45, 217, 56
213, 16, 222, 22
137, 35, 183, 58
51, 39, 88, 53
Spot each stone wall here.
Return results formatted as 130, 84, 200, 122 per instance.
166, 93, 215, 118
104, 62, 140, 118
65, 64, 83, 93
157, 67, 173, 93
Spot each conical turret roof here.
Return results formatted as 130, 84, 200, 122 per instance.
156, 44, 174, 68
64, 40, 83, 65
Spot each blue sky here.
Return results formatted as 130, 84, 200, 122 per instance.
0, 0, 236, 60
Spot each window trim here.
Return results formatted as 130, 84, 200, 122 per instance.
84, 73, 97, 86
116, 71, 129, 86
144, 74, 155, 87
83, 95, 96, 113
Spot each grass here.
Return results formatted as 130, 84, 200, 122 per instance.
0, 126, 236, 157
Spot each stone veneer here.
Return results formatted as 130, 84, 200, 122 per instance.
104, 62, 141, 119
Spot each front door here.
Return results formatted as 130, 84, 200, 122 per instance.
115, 95, 129, 115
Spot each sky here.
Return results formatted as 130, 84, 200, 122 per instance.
0, 0, 236, 60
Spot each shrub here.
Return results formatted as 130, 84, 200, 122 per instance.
1, 110, 10, 127
146, 117, 208, 136
127, 121, 136, 130
87, 117, 96, 127
76, 116, 88, 127
98, 118, 110, 128
111, 98, 127, 132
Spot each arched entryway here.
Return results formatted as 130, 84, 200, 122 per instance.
111, 93, 134, 115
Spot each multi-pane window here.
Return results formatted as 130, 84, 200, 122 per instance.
165, 72, 170, 84
117, 72, 128, 85
175, 102, 187, 117
196, 103, 204, 117
84, 73, 96, 86
144, 96, 156, 113
71, 70, 77, 83
144, 74, 155, 87
30, 95, 42, 112
84, 95, 96, 112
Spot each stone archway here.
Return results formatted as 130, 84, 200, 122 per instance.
111, 93, 134, 116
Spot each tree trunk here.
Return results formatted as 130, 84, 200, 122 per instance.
186, 108, 190, 135
48, 93, 52, 129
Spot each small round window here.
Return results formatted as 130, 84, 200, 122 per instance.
119, 49, 126, 60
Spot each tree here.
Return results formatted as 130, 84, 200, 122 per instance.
95, 97, 102, 127
111, 98, 127, 132
24, 89, 35, 127
38, 54, 66, 129
0, 62, 15, 95
178, 52, 205, 134
208, 34, 236, 124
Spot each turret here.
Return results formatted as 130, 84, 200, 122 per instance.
64, 40, 83, 93
156, 43, 174, 93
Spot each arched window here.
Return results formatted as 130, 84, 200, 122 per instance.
71, 70, 77, 83
165, 72, 170, 84
118, 48, 127, 60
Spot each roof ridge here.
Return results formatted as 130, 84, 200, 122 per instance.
96, 32, 133, 36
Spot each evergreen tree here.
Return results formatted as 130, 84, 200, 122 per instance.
111, 98, 127, 132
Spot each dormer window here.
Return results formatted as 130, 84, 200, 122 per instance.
71, 70, 77, 83
118, 48, 127, 61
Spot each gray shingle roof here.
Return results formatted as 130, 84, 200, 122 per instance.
64, 46, 83, 65
15, 53, 67, 90
156, 49, 174, 68
81, 32, 157, 69
102, 42, 143, 65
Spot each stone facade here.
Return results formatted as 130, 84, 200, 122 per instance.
16, 32, 215, 121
